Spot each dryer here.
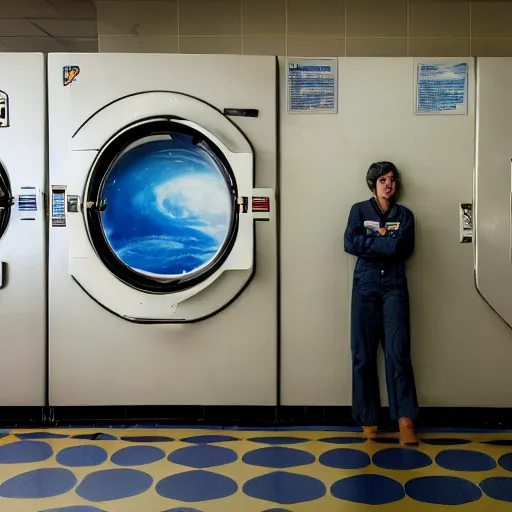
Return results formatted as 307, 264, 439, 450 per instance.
0, 53, 46, 406
48, 53, 277, 406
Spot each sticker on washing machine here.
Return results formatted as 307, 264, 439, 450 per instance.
252, 196, 270, 213
63, 65, 80, 86
287, 58, 338, 114
0, 90, 9, 127
51, 188, 66, 227
251, 192, 272, 221
18, 186, 37, 220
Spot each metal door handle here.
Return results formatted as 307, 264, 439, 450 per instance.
0, 262, 6, 289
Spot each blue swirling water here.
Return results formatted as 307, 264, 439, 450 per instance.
99, 134, 232, 279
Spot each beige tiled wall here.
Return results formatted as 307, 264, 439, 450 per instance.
97, 0, 512, 57
0, 0, 97, 52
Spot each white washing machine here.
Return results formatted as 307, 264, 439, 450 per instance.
48, 53, 277, 406
0, 53, 46, 406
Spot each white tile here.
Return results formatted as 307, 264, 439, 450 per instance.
58, 38, 98, 52
180, 36, 242, 54
97, 1, 177, 35
0, 36, 65, 52
0, 0, 58, 18
31, 19, 97, 38
0, 20, 47, 37
99, 34, 178, 52
179, 0, 241, 36
47, 0, 97, 19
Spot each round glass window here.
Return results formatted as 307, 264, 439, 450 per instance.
87, 121, 238, 293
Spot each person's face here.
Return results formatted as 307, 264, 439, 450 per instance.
375, 171, 396, 200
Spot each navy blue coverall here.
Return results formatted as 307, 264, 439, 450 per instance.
344, 198, 419, 426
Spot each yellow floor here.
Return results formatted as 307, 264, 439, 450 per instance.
0, 427, 510, 511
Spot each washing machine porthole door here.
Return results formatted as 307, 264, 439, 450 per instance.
0, 165, 12, 240
85, 119, 239, 294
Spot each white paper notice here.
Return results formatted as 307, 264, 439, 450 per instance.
415, 61, 468, 116
287, 59, 338, 114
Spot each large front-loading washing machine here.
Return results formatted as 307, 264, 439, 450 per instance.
0, 53, 46, 406
48, 53, 277, 406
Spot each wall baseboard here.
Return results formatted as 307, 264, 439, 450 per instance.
0, 406, 511, 431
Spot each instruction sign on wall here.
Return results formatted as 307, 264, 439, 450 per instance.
287, 59, 338, 114
415, 61, 469, 115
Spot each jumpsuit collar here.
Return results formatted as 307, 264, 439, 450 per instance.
370, 197, 396, 222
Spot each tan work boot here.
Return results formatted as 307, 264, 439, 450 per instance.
399, 418, 419, 446
362, 426, 378, 439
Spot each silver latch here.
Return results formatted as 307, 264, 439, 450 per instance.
459, 202, 472, 243
237, 196, 248, 213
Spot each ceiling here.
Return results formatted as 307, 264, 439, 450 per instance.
0, 0, 98, 52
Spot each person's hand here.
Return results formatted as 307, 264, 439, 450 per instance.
378, 227, 387, 236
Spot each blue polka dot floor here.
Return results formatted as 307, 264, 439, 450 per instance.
0, 427, 512, 511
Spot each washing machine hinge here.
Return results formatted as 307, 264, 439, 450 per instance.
237, 196, 248, 213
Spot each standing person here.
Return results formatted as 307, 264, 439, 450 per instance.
344, 161, 419, 446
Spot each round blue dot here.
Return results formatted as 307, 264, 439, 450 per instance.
243, 447, 315, 469
41, 507, 106, 512
482, 440, 512, 446
248, 437, 308, 445
480, 477, 512, 502
56, 445, 108, 467
0, 441, 53, 464
72, 433, 117, 441
168, 445, 237, 468
111, 446, 165, 466
331, 474, 405, 505
436, 450, 496, 472
261, 509, 292, 512
373, 448, 432, 470
319, 448, 370, 469
76, 469, 152, 502
499, 453, 512, 472
181, 435, 238, 444
243, 471, 326, 505
319, 437, 366, 445
161, 509, 202, 512
406, 476, 482, 505
17, 432, 69, 440
422, 438, 471, 446
0, 468, 77, 498
121, 436, 174, 443
156, 470, 237, 502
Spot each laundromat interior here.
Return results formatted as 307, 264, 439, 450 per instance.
4, 0, 512, 510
